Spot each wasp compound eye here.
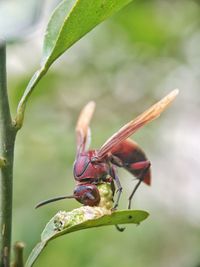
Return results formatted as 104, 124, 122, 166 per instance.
73, 184, 100, 206
73, 155, 90, 177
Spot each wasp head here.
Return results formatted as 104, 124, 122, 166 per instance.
73, 184, 100, 206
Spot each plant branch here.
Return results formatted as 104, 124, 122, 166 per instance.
0, 157, 6, 168
0, 42, 17, 267
11, 242, 25, 267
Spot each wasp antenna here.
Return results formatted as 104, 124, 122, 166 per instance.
35, 195, 74, 209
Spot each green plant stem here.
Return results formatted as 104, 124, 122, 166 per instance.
0, 42, 17, 267
0, 157, 6, 168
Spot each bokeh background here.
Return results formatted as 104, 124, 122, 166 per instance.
1, 0, 200, 266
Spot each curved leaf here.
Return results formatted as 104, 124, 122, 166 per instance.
16, 0, 132, 128
25, 208, 149, 267
42, 0, 132, 68
25, 242, 46, 267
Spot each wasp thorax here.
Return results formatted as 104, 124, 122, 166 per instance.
73, 184, 100, 206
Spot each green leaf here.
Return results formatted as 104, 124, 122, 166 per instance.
42, 0, 132, 68
25, 242, 46, 267
16, 0, 132, 128
25, 209, 149, 267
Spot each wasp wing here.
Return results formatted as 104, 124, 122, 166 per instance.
76, 101, 96, 153
97, 89, 179, 159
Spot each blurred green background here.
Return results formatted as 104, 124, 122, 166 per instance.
1, 0, 200, 266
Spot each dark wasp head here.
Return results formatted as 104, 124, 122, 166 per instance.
73, 184, 100, 206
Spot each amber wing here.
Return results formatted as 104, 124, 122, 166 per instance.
97, 89, 179, 159
76, 101, 96, 153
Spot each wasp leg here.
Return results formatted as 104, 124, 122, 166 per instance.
110, 168, 125, 232
128, 161, 151, 209
109, 166, 123, 210
107, 168, 125, 231
115, 225, 125, 232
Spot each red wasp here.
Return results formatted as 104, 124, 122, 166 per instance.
36, 89, 178, 210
